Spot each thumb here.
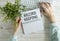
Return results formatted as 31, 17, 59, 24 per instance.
16, 17, 21, 24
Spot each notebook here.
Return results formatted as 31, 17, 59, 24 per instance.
21, 8, 44, 34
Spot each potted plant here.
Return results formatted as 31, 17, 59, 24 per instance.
0, 0, 26, 34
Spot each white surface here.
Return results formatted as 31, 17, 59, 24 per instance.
0, 0, 60, 41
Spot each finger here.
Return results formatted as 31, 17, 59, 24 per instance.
46, 2, 51, 8
16, 17, 21, 23
39, 2, 45, 7
16, 17, 19, 22
18, 18, 21, 24
41, 4, 48, 11
44, 2, 52, 9
39, 2, 48, 8
47, 2, 51, 7
40, 2, 51, 8
43, 2, 49, 8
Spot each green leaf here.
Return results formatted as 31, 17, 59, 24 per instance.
0, 0, 26, 23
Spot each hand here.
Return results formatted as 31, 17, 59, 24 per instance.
39, 2, 55, 23
13, 17, 21, 34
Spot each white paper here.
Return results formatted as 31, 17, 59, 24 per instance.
21, 8, 44, 34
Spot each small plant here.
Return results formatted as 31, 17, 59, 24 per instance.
0, 0, 26, 23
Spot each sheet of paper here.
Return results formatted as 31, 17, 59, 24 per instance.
21, 8, 44, 34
